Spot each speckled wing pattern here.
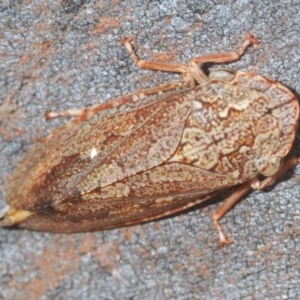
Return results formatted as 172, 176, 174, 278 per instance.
5, 84, 230, 231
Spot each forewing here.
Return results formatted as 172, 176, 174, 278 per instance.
17, 162, 236, 232
6, 88, 192, 210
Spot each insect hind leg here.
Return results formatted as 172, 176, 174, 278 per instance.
213, 156, 299, 247
213, 180, 254, 247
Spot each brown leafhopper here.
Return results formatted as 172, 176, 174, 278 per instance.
1, 34, 299, 246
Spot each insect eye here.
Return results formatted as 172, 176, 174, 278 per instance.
260, 156, 283, 177
209, 69, 236, 82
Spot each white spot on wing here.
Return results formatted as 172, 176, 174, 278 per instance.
90, 148, 98, 159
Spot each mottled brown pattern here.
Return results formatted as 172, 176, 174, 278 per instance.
1, 36, 299, 235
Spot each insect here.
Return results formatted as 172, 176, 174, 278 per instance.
0, 34, 299, 246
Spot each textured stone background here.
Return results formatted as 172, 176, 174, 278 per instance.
0, 1, 300, 299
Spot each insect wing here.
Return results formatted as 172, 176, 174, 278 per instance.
6, 89, 190, 211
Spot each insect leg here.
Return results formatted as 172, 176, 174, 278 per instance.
122, 38, 187, 73
188, 33, 260, 84
213, 156, 299, 247
122, 38, 195, 85
190, 33, 260, 66
45, 108, 88, 120
213, 179, 256, 247
44, 80, 188, 121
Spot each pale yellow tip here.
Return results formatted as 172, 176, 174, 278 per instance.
0, 206, 33, 227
